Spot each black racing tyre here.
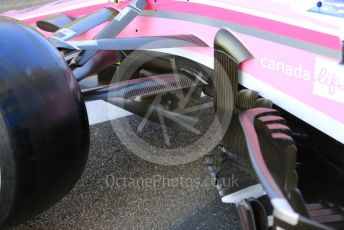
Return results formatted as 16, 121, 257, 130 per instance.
0, 17, 89, 229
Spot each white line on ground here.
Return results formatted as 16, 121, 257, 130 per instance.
86, 100, 132, 125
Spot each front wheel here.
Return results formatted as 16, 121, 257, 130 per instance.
0, 17, 89, 229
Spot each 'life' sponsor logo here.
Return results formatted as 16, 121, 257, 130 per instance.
313, 57, 344, 104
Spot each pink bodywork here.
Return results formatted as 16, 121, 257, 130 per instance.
2, 0, 344, 144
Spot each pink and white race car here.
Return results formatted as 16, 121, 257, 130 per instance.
0, 0, 343, 229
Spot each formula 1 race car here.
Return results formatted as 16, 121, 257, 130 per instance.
0, 0, 343, 229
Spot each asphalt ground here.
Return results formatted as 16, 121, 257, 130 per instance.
12, 117, 240, 230
1, 1, 241, 229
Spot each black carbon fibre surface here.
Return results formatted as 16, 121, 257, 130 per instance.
83, 74, 203, 101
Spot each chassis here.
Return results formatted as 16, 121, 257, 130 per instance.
0, 0, 343, 229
